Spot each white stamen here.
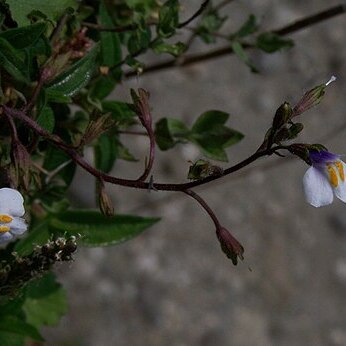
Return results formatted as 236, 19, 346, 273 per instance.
325, 75, 336, 86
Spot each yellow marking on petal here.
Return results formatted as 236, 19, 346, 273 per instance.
0, 226, 10, 232
327, 164, 339, 188
0, 215, 12, 223
336, 161, 345, 182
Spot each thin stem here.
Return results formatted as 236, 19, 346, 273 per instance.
178, 0, 210, 29
125, 4, 346, 78
183, 188, 221, 228
2, 105, 284, 192
136, 127, 155, 181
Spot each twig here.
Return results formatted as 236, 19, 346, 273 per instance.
178, 0, 210, 29
2, 105, 285, 192
183, 188, 221, 228
125, 4, 346, 77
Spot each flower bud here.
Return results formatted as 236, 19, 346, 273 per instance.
130, 88, 152, 130
98, 181, 114, 217
216, 227, 244, 265
272, 102, 293, 130
293, 76, 336, 117
81, 114, 114, 145
11, 140, 31, 190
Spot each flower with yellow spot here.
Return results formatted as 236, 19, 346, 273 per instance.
303, 150, 346, 207
0, 188, 27, 243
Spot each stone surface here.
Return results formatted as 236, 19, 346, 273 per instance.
45, 1, 346, 345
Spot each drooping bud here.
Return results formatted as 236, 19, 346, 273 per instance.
130, 88, 152, 130
287, 143, 311, 164
216, 227, 244, 265
97, 180, 114, 217
292, 76, 336, 117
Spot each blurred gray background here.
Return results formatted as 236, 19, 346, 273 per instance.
45, 1, 346, 345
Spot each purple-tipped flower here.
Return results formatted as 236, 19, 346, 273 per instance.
303, 150, 346, 207
216, 227, 244, 265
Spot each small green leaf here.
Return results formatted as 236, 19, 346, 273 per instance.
197, 11, 226, 43
0, 38, 29, 82
0, 316, 43, 341
0, 22, 47, 49
94, 133, 117, 173
151, 40, 186, 57
6, 0, 78, 27
50, 210, 160, 246
190, 110, 244, 161
157, 0, 179, 38
46, 45, 99, 98
127, 24, 151, 55
155, 117, 190, 150
23, 273, 67, 328
256, 32, 294, 53
231, 14, 258, 39
88, 75, 117, 101
99, 1, 122, 68
231, 41, 258, 73
115, 139, 137, 161
102, 100, 137, 121
0, 331, 24, 346
36, 106, 55, 133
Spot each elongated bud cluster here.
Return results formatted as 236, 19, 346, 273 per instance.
0, 236, 77, 296
81, 114, 114, 146
11, 140, 31, 190
216, 227, 244, 265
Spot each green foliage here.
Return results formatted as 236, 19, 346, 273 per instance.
50, 210, 160, 246
155, 111, 244, 161
256, 32, 294, 53
157, 0, 179, 38
197, 11, 227, 43
5, 0, 78, 26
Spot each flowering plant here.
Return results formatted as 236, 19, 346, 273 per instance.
0, 0, 344, 344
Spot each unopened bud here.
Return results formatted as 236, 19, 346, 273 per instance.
287, 143, 311, 164
293, 76, 336, 117
11, 140, 31, 190
81, 114, 114, 145
130, 88, 152, 130
216, 227, 244, 265
272, 102, 293, 130
188, 159, 223, 180
98, 181, 114, 217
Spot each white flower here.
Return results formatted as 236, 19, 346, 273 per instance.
303, 150, 346, 207
0, 188, 27, 243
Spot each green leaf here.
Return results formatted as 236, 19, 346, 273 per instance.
49, 210, 160, 246
197, 11, 226, 44
231, 14, 258, 39
99, 1, 122, 68
0, 22, 47, 49
256, 32, 294, 53
190, 110, 244, 161
102, 100, 136, 121
23, 273, 67, 328
127, 24, 151, 55
5, 0, 78, 27
0, 316, 43, 341
151, 40, 186, 57
88, 75, 117, 101
0, 38, 29, 82
115, 140, 137, 161
36, 106, 55, 133
0, 331, 24, 346
231, 41, 258, 73
94, 133, 117, 173
46, 45, 99, 98
157, 0, 179, 38
43, 144, 75, 185
155, 117, 190, 150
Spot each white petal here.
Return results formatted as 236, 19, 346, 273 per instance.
334, 161, 346, 203
303, 166, 334, 207
9, 217, 27, 235
0, 232, 13, 243
0, 188, 25, 217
